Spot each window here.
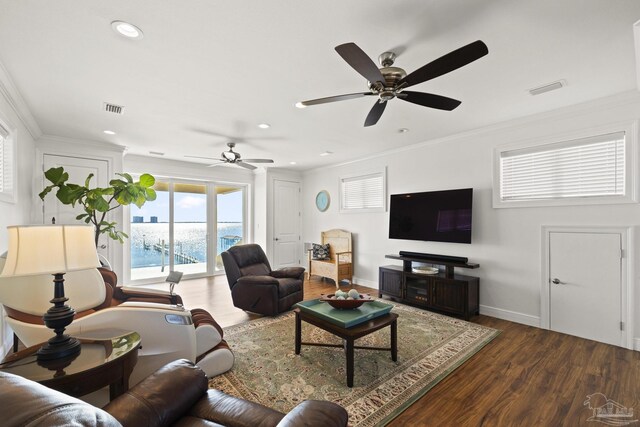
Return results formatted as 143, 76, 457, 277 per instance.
0, 121, 15, 204
494, 128, 635, 207
128, 177, 247, 283
340, 168, 386, 212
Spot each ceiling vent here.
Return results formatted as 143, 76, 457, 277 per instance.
103, 102, 124, 115
528, 80, 566, 96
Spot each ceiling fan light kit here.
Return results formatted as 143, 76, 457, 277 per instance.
298, 40, 489, 126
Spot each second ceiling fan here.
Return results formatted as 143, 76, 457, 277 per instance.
185, 142, 273, 170
297, 40, 489, 127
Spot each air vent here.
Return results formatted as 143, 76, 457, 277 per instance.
103, 102, 124, 115
528, 80, 566, 96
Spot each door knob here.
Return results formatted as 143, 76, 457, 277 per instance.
274, 238, 279, 241
100, 244, 107, 249
551, 278, 562, 285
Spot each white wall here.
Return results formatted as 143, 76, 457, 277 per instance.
302, 91, 640, 343
0, 88, 36, 356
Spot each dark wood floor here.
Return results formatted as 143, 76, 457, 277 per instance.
168, 275, 639, 426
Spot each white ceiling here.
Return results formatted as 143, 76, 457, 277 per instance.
0, 0, 639, 170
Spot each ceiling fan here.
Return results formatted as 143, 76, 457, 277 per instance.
297, 40, 489, 127
185, 142, 274, 170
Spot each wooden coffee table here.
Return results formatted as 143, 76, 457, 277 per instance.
294, 308, 398, 387
0, 329, 140, 400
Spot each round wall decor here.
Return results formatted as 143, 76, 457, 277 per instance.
315, 190, 330, 212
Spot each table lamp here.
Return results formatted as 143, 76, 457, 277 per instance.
0, 225, 100, 360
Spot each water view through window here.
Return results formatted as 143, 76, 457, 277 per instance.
130, 181, 244, 281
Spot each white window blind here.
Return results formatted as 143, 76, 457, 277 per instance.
340, 171, 385, 211
0, 124, 8, 194
500, 132, 625, 201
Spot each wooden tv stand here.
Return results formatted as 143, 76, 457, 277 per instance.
379, 254, 479, 320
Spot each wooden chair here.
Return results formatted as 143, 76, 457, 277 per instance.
307, 229, 353, 289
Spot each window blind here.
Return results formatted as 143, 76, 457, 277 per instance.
0, 124, 7, 193
341, 172, 384, 210
500, 132, 625, 200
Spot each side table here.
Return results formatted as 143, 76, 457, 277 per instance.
0, 329, 140, 400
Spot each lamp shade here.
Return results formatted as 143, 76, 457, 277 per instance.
0, 225, 100, 277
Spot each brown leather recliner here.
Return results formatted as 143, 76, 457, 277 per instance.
0, 359, 349, 427
221, 244, 304, 316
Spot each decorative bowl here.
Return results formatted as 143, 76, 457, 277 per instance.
320, 293, 375, 309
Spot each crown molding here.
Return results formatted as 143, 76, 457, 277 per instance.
38, 134, 127, 153
0, 59, 42, 139
304, 90, 640, 175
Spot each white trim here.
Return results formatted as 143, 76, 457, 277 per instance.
634, 338, 640, 352
540, 225, 634, 350
39, 134, 127, 153
0, 60, 42, 139
493, 120, 638, 208
634, 19, 640, 91
0, 113, 17, 204
479, 304, 541, 327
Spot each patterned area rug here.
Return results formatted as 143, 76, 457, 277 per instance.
210, 302, 499, 426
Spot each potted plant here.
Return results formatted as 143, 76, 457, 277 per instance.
39, 167, 157, 248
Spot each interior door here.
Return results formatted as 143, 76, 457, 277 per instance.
43, 155, 109, 258
549, 231, 622, 346
272, 179, 300, 269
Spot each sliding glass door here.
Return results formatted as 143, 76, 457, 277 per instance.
130, 180, 170, 281
129, 179, 246, 282
215, 185, 245, 271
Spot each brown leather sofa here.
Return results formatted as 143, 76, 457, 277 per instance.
1, 359, 348, 427
221, 244, 304, 316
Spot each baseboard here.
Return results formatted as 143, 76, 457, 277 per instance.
634, 338, 640, 351
352, 276, 378, 290
479, 304, 541, 327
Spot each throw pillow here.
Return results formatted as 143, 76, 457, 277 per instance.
312, 243, 330, 260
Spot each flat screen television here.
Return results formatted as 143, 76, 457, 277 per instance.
388, 188, 473, 244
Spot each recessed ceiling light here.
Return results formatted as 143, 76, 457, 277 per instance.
111, 21, 144, 39
399, 128, 409, 133
258, 123, 271, 129
320, 151, 333, 157
289, 161, 297, 165
295, 102, 307, 109
103, 130, 116, 135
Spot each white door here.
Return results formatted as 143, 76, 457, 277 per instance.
549, 231, 622, 346
272, 179, 300, 269
43, 155, 110, 258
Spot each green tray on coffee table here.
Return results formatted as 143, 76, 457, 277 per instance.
295, 299, 393, 328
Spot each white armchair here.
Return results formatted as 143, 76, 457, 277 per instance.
0, 256, 233, 386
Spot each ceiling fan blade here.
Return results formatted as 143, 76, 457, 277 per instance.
206, 161, 226, 168
236, 161, 257, 170
397, 91, 461, 111
399, 40, 488, 88
298, 92, 373, 107
335, 43, 386, 86
185, 155, 219, 160
241, 159, 274, 163
364, 101, 387, 127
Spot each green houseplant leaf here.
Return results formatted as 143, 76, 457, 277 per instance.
39, 167, 157, 248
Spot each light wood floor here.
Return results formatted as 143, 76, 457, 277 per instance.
169, 275, 639, 426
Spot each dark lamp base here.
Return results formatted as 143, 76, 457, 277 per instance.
37, 335, 81, 361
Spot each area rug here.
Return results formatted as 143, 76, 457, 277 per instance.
210, 302, 499, 426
